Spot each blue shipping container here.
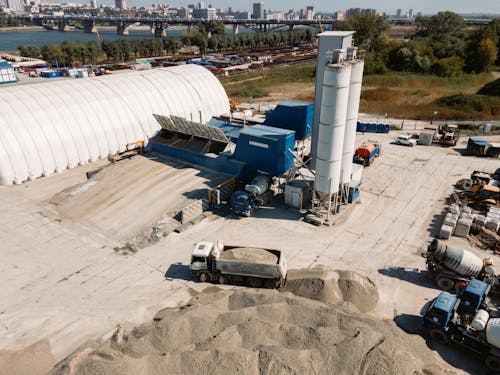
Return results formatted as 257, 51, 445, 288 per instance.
264, 100, 313, 140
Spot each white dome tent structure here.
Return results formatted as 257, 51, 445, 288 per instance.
0, 64, 230, 185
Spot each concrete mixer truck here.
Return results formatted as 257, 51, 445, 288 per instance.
422, 239, 499, 295
424, 290, 500, 371
230, 175, 272, 217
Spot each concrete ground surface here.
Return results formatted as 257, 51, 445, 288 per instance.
0, 132, 499, 374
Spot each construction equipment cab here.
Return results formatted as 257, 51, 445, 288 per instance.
457, 279, 491, 316
423, 292, 459, 340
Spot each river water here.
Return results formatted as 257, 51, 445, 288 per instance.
0, 28, 185, 52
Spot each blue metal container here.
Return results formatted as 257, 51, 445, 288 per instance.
264, 100, 313, 140
41, 70, 61, 78
356, 121, 362, 132
232, 125, 295, 176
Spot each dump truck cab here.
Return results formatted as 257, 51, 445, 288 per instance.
457, 279, 491, 316
190, 242, 214, 276
424, 292, 459, 332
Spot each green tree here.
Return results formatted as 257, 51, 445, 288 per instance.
206, 20, 225, 36
465, 38, 498, 73
41, 45, 65, 66
416, 11, 465, 36
386, 42, 433, 73
18, 45, 40, 58
338, 14, 387, 51
430, 57, 464, 77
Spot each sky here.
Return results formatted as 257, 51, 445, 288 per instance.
119, 0, 500, 14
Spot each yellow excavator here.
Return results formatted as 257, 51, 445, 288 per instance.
455, 184, 500, 210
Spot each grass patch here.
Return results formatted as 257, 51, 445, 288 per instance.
221, 61, 316, 101
236, 85, 269, 98
360, 72, 500, 120
220, 61, 500, 120
363, 72, 493, 93
435, 94, 500, 117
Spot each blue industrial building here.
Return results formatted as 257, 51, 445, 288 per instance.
264, 100, 313, 140
232, 125, 295, 177
0, 60, 17, 84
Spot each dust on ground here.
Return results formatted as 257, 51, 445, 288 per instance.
50, 269, 454, 375
0, 339, 55, 375
49, 155, 227, 244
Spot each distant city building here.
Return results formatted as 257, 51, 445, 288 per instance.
197, 2, 204, 9
408, 9, 413, 18
252, 2, 264, 20
333, 10, 345, 21
90, 0, 97, 8
265, 10, 283, 21
396, 8, 402, 17
115, 0, 126, 10
177, 6, 189, 18
345, 8, 361, 18
345, 8, 376, 18
6, 0, 24, 13
306, 6, 314, 20
232, 10, 250, 19
192, 7, 216, 20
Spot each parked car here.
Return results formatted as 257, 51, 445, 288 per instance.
395, 134, 417, 147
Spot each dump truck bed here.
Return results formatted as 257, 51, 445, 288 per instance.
216, 246, 286, 279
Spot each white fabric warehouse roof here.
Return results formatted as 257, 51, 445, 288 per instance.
0, 64, 229, 185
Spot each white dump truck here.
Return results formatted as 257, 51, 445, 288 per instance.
190, 241, 287, 288
423, 239, 499, 294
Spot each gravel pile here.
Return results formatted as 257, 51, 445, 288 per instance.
50, 269, 451, 375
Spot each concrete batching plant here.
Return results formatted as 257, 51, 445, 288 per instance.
308, 32, 365, 225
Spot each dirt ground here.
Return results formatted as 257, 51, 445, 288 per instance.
49, 155, 229, 244
0, 132, 499, 374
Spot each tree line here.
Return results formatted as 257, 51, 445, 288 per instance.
17, 38, 180, 65
17, 28, 316, 65
340, 12, 499, 77
182, 26, 316, 53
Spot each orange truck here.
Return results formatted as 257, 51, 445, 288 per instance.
353, 141, 381, 166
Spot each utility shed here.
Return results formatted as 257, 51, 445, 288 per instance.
0, 64, 229, 185
418, 129, 436, 146
0, 60, 17, 84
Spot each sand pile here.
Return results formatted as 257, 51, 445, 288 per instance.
51, 278, 449, 375
220, 247, 279, 264
280, 269, 379, 313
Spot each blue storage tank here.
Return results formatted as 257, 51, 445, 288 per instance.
232, 125, 295, 176
264, 100, 313, 140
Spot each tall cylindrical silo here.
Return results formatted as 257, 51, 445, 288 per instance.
340, 57, 364, 186
314, 61, 352, 198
